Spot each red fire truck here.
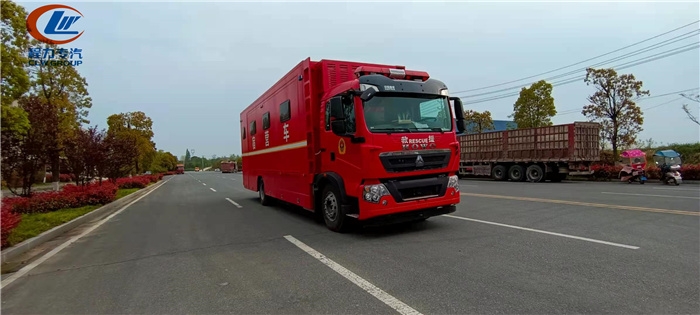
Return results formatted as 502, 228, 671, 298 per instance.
240, 58, 467, 232
221, 161, 237, 173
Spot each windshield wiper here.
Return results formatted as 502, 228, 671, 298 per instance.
416, 127, 445, 133
372, 128, 412, 134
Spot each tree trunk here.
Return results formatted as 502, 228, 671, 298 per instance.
51, 155, 60, 191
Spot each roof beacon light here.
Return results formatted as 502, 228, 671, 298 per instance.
354, 66, 430, 81
388, 68, 405, 79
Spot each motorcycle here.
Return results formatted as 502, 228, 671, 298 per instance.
653, 150, 683, 185
618, 149, 647, 184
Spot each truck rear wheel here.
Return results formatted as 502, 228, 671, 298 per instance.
508, 165, 525, 181
526, 165, 545, 183
258, 178, 272, 206
492, 165, 507, 181
321, 184, 349, 233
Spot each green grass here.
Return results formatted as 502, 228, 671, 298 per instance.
5, 188, 142, 247
116, 188, 139, 199
6, 205, 101, 247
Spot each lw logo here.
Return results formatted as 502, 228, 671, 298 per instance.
27, 4, 84, 45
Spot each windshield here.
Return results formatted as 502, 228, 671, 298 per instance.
362, 94, 452, 133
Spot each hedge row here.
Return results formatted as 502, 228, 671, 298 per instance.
589, 164, 700, 181
0, 173, 166, 248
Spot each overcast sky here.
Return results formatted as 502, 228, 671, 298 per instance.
19, 1, 700, 159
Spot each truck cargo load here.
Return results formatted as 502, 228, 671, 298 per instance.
458, 122, 601, 182
240, 57, 468, 232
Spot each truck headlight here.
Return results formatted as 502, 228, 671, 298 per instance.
363, 184, 390, 203
447, 175, 459, 192
440, 88, 449, 96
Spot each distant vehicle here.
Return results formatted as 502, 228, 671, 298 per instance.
457, 122, 601, 182
221, 161, 237, 173
215, 168, 220, 172
176, 164, 185, 174
240, 57, 467, 232
654, 149, 683, 185
195, 167, 200, 172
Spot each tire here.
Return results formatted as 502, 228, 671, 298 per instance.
526, 164, 545, 183
258, 178, 272, 206
492, 165, 507, 181
321, 184, 349, 233
508, 165, 525, 182
640, 180, 646, 184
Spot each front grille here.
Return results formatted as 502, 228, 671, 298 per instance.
382, 174, 449, 203
379, 149, 451, 173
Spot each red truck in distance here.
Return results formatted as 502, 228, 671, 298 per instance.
176, 164, 185, 174
240, 58, 468, 232
221, 161, 237, 173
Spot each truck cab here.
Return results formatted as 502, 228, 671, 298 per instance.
317, 66, 467, 230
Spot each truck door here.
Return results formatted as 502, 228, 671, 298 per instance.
320, 94, 363, 175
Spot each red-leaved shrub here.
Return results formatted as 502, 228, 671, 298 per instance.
2, 182, 118, 215
1, 207, 22, 248
116, 176, 151, 189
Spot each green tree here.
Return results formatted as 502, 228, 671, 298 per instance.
510, 80, 557, 128
1, 0, 31, 141
582, 68, 648, 158
107, 111, 156, 174
463, 109, 494, 133
28, 40, 93, 190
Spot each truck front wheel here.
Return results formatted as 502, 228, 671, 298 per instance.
321, 184, 349, 233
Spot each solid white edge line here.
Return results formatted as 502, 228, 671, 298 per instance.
1, 177, 173, 289
225, 198, 242, 208
210, 188, 217, 192
284, 235, 423, 315
602, 192, 699, 199
444, 215, 640, 250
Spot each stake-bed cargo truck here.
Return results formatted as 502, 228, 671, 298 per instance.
221, 161, 236, 173
176, 164, 185, 174
457, 122, 601, 182
240, 58, 468, 232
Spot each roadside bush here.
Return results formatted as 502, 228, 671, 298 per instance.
116, 176, 151, 189
590, 163, 700, 181
3, 182, 118, 214
44, 174, 75, 183
165, 171, 175, 176
1, 207, 22, 248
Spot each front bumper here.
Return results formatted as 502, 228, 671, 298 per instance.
356, 186, 460, 220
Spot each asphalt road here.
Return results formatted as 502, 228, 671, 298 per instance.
2, 172, 698, 314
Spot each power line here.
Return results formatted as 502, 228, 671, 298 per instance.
457, 31, 699, 98
460, 44, 699, 104
453, 20, 700, 94
552, 88, 699, 117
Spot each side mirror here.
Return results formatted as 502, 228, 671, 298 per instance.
360, 88, 377, 102
330, 120, 347, 135
450, 96, 467, 134
329, 97, 345, 119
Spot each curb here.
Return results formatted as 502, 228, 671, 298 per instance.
1, 178, 169, 263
